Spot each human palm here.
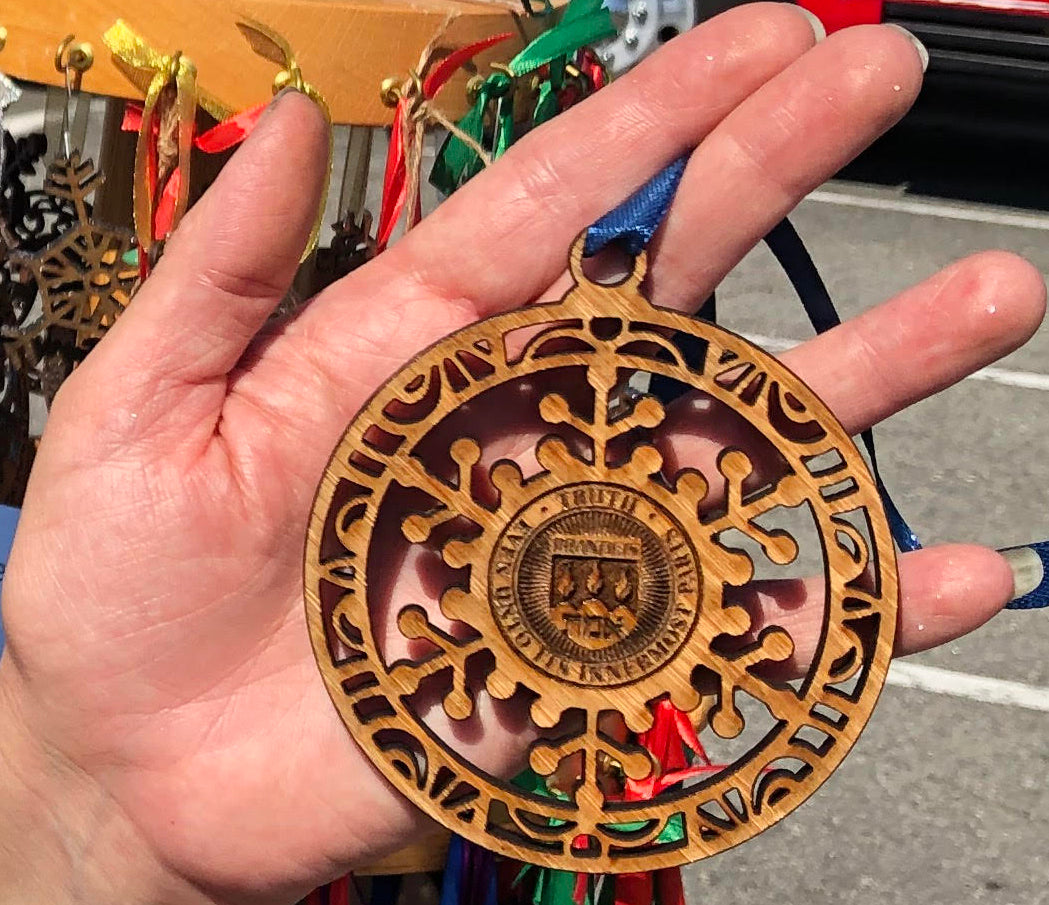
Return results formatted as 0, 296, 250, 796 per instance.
0, 8, 1043, 905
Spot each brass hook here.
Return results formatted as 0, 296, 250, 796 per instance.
54, 34, 94, 91
379, 76, 402, 108
272, 61, 305, 95
380, 70, 424, 111
54, 34, 94, 160
0, 27, 8, 54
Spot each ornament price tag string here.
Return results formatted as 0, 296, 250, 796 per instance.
377, 27, 514, 251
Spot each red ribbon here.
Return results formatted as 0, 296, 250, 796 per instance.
578, 48, 606, 91
564, 702, 718, 904
625, 699, 720, 799
601, 701, 721, 905
376, 31, 513, 251
122, 101, 267, 256
194, 102, 267, 153
327, 874, 352, 905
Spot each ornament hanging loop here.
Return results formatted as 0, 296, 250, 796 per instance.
272, 62, 305, 96
568, 232, 649, 294
379, 76, 402, 108
54, 34, 94, 160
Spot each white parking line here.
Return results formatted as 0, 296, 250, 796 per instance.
887, 661, 1049, 713
807, 187, 1049, 232
741, 332, 1049, 393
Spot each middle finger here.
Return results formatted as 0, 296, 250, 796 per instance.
647, 22, 925, 309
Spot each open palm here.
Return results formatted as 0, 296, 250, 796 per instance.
0, 7, 1043, 904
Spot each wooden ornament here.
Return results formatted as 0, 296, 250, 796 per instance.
1, 128, 46, 506
305, 237, 899, 872
4, 151, 137, 394
314, 209, 377, 294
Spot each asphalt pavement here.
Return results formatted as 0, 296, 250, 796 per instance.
681, 129, 1049, 905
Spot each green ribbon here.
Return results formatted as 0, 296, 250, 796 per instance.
506, 0, 616, 77
429, 72, 514, 195
430, 0, 616, 194
532, 79, 559, 126
508, 770, 685, 905
510, 770, 576, 905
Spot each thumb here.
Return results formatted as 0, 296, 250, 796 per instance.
62, 89, 328, 442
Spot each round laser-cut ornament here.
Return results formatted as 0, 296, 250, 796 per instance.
305, 238, 899, 872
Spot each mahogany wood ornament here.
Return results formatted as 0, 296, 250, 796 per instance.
305, 237, 899, 872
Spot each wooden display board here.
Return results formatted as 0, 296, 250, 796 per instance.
2, 0, 549, 125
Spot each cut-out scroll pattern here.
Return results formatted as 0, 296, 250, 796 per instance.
305, 240, 898, 872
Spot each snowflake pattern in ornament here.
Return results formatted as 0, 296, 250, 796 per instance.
305, 239, 900, 872
5, 152, 138, 375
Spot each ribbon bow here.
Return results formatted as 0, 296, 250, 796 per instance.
103, 20, 217, 273
376, 26, 513, 250
105, 19, 332, 276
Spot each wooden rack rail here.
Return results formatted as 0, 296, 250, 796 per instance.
3, 0, 547, 124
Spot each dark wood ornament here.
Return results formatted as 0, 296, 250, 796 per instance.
3, 152, 138, 400
305, 238, 899, 872
0, 133, 45, 506
314, 209, 377, 294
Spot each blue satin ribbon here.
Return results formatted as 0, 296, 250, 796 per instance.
440, 834, 498, 905
584, 156, 687, 256
583, 158, 922, 553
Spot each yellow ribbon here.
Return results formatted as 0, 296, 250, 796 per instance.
236, 18, 333, 261
103, 18, 331, 263
104, 21, 222, 260
102, 20, 229, 120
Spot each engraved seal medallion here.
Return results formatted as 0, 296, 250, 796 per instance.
305, 239, 899, 872
490, 483, 700, 685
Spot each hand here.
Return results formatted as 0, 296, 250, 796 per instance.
0, 6, 1043, 904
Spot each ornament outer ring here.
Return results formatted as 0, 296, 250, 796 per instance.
304, 243, 899, 872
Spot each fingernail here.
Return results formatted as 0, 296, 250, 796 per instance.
885, 23, 929, 73
266, 85, 300, 113
999, 545, 1045, 600
795, 6, 826, 42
